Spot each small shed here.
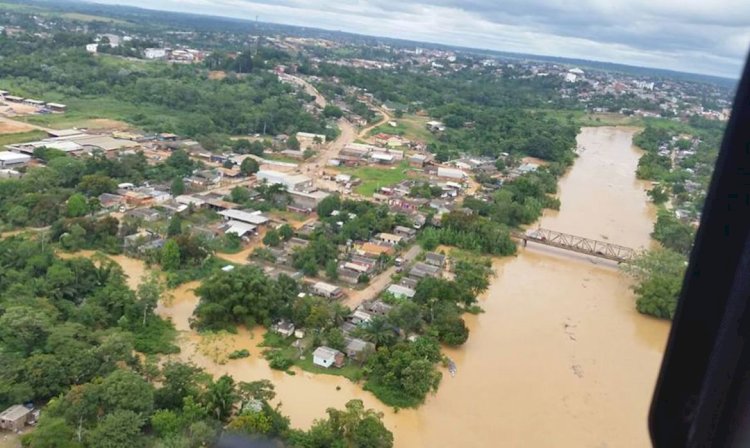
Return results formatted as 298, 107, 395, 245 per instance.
312, 346, 345, 368
0, 405, 31, 432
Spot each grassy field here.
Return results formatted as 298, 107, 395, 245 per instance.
0, 130, 47, 146
338, 161, 413, 196
368, 114, 437, 144
60, 12, 127, 24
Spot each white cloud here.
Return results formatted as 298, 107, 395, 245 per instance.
93, 0, 750, 78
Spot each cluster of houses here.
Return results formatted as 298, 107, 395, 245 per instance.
0, 90, 66, 113
308, 251, 449, 370
332, 142, 405, 167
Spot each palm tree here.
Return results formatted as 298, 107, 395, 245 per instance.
205, 375, 238, 422
361, 316, 396, 347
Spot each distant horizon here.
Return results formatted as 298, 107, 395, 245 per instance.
83, 0, 750, 79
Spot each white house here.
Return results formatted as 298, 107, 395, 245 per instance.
313, 346, 344, 368
386, 284, 416, 300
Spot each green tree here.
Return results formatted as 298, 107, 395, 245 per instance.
0, 306, 52, 355
86, 410, 144, 448
161, 239, 181, 271
652, 209, 695, 256
99, 370, 155, 416
240, 157, 259, 176
278, 224, 293, 241
20, 415, 79, 448
624, 248, 687, 320
325, 259, 339, 281
167, 215, 183, 237
263, 229, 281, 247
323, 105, 343, 118
171, 177, 186, 196
287, 135, 300, 151
205, 375, 238, 422
7, 205, 29, 226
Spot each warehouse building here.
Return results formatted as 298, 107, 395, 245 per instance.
257, 169, 313, 192
0, 151, 31, 168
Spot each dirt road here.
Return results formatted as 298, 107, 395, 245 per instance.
0, 115, 54, 134
343, 244, 421, 309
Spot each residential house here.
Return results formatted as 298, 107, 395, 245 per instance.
272, 320, 295, 338
125, 208, 162, 222
358, 242, 394, 258
400, 277, 419, 289
424, 252, 447, 268
337, 267, 361, 285
375, 232, 403, 246
409, 154, 428, 168
344, 337, 375, 361
409, 262, 441, 279
312, 346, 345, 368
386, 284, 417, 300
312, 281, 344, 299
98, 193, 127, 210
363, 300, 393, 316
350, 309, 373, 324
393, 226, 417, 241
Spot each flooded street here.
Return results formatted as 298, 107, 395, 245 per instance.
90, 126, 669, 446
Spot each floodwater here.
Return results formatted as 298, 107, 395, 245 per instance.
404, 126, 671, 447
100, 126, 669, 446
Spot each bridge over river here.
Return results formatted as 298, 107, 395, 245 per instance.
512, 228, 637, 263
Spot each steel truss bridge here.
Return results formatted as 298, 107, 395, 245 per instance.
513, 228, 637, 263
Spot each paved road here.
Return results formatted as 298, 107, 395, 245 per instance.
282, 74, 327, 109
343, 243, 422, 309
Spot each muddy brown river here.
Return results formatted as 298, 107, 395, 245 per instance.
79, 126, 669, 447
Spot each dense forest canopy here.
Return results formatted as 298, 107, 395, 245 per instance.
0, 33, 333, 139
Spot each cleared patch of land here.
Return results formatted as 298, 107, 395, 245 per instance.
0, 119, 34, 134
0, 130, 47, 146
60, 12, 127, 24
367, 114, 437, 144
337, 161, 413, 196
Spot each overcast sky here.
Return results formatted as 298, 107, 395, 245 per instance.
94, 0, 750, 78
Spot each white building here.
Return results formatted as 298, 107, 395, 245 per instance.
313, 346, 344, 368
256, 169, 312, 192
386, 284, 416, 299
437, 167, 467, 180
85, 43, 98, 53
0, 151, 31, 168
218, 209, 270, 226
144, 48, 167, 59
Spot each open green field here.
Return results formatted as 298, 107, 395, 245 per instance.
0, 130, 47, 146
368, 114, 437, 144
60, 12, 127, 24
338, 161, 413, 196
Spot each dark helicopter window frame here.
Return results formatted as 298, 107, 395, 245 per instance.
650, 50, 750, 447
